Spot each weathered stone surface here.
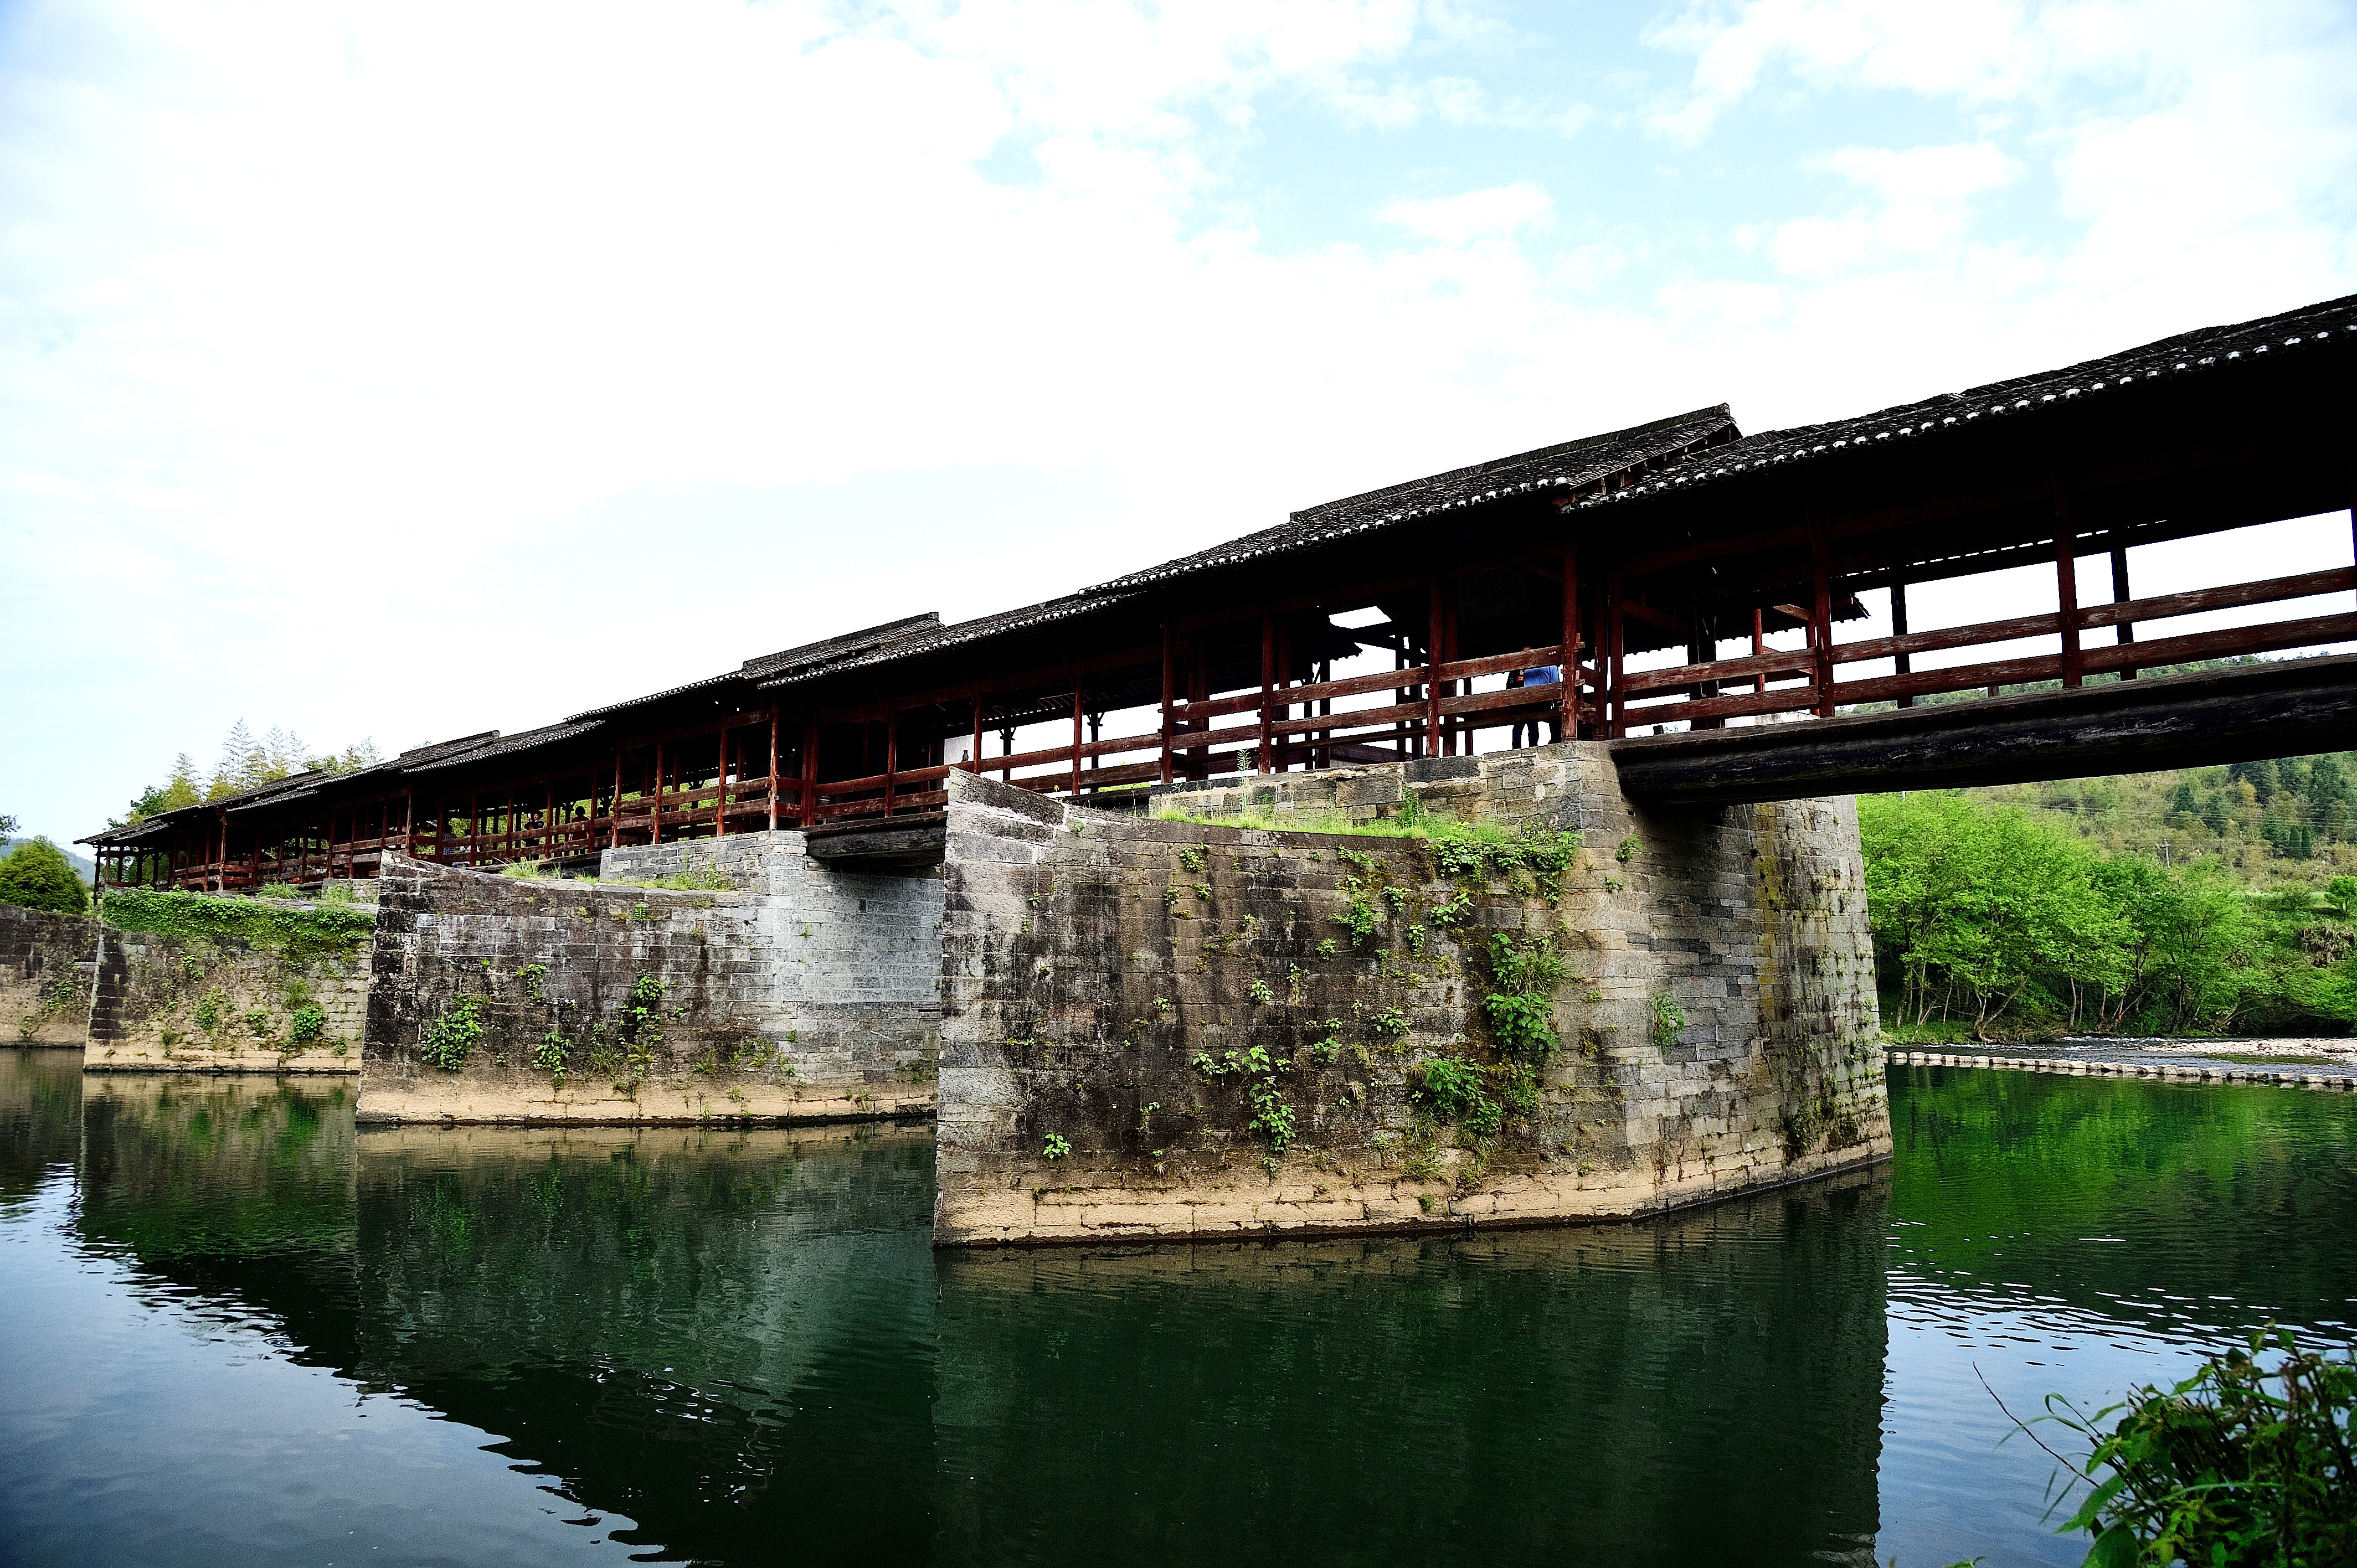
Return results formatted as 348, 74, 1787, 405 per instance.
88, 917, 372, 1074
2, 904, 99, 1048
934, 747, 1888, 1245
357, 836, 941, 1125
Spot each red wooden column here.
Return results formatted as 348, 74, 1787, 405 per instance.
1070, 686, 1084, 797
768, 711, 781, 830
716, 733, 729, 838
650, 742, 663, 844
1160, 628, 1175, 785
610, 751, 624, 848
884, 712, 899, 816
800, 719, 820, 828
1558, 543, 1580, 741
1809, 528, 1836, 718
1891, 581, 1916, 709
970, 692, 985, 776
1257, 608, 1275, 773
2111, 549, 2137, 681
1425, 580, 1445, 757
2056, 502, 2085, 689
1606, 575, 1628, 740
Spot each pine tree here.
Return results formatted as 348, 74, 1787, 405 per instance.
210, 719, 255, 800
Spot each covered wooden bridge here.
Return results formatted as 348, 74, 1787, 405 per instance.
85, 293, 2357, 891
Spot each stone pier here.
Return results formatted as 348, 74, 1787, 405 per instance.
932, 747, 1890, 1245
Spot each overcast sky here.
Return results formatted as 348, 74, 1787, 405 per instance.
5, 0, 2355, 843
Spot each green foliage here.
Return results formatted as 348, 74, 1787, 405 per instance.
1615, 834, 1642, 864
1369, 1007, 1409, 1036
516, 963, 549, 1002
2035, 1328, 2354, 1567
534, 1029, 571, 1082
0, 838, 90, 916
1482, 933, 1564, 1060
287, 1005, 326, 1046
1247, 978, 1273, 1004
1650, 992, 1687, 1050
1427, 821, 1582, 884
499, 859, 546, 880
255, 882, 304, 900
1862, 791, 2357, 1039
421, 994, 486, 1071
100, 888, 374, 961
1192, 1044, 1298, 1157
1042, 1132, 1072, 1161
1414, 1054, 1500, 1134
2329, 876, 2357, 920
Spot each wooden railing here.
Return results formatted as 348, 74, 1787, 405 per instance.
1612, 564, 2357, 733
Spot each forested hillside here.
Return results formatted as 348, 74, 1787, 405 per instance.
1861, 777, 2357, 1043
1964, 752, 2357, 889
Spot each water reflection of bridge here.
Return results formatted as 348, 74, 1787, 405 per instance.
41, 1060, 1891, 1565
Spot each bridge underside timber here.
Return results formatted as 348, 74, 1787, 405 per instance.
1610, 652, 2357, 806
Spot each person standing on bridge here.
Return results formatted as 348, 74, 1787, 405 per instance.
1512, 662, 1562, 748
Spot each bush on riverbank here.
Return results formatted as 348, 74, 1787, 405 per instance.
1861, 793, 2357, 1040
2040, 1328, 2354, 1567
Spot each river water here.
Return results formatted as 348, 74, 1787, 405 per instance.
2, 1051, 2351, 1567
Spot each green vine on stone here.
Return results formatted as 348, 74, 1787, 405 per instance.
421, 994, 486, 1071
1482, 933, 1564, 1061
1651, 991, 1687, 1050
1192, 1044, 1298, 1158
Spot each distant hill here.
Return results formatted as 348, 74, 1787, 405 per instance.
0, 839, 96, 886
1960, 747, 2357, 891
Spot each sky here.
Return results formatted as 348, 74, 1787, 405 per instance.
4, 0, 2355, 844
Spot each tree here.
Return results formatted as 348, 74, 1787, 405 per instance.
0, 838, 90, 916
2329, 876, 2357, 921
0, 812, 17, 839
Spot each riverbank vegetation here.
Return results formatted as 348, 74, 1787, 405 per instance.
2030, 1328, 2354, 1567
1862, 790, 2357, 1040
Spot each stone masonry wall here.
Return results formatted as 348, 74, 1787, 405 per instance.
88, 912, 372, 1074
933, 749, 1887, 1245
3, 905, 99, 1048
358, 837, 940, 1124
4, 896, 370, 1070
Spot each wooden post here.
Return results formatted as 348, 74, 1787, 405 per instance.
1257, 608, 1275, 775
884, 711, 899, 816
2111, 547, 2137, 681
1071, 685, 1084, 797
1809, 528, 1835, 718
1160, 626, 1176, 786
610, 751, 624, 848
2056, 506, 2084, 689
1891, 580, 1915, 709
768, 711, 780, 830
1560, 543, 1580, 742
1607, 575, 1628, 740
970, 693, 984, 776
799, 719, 819, 828
716, 733, 728, 839
651, 742, 662, 844
1425, 580, 1445, 759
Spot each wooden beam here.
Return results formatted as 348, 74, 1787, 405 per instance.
1613, 652, 2357, 806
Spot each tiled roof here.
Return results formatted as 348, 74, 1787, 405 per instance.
1090, 405, 1737, 594
1578, 295, 2357, 512
758, 592, 1135, 690
403, 720, 605, 772
565, 613, 945, 721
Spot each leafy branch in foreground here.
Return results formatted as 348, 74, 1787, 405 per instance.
1992, 1327, 2354, 1567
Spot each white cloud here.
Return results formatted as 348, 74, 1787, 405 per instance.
1376, 182, 1555, 244
1765, 142, 2021, 275
1, 0, 2354, 841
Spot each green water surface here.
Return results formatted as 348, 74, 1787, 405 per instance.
1, 1051, 2350, 1566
